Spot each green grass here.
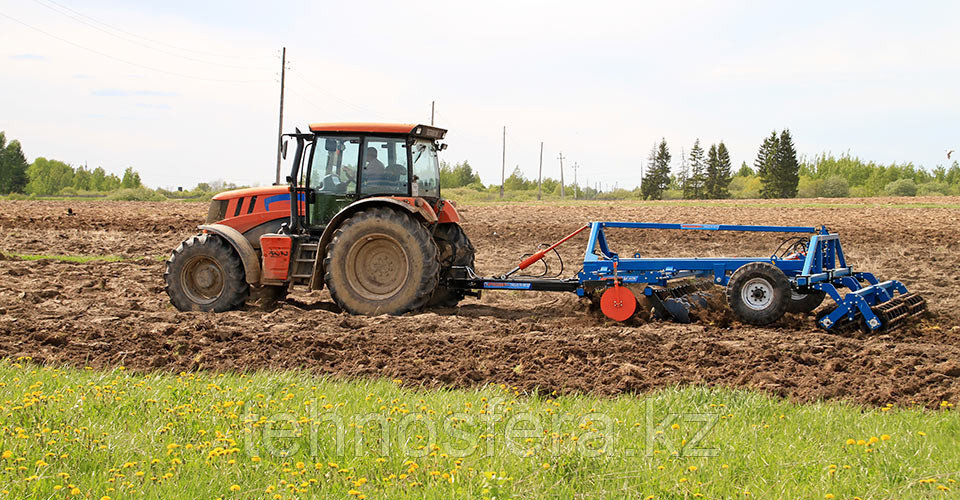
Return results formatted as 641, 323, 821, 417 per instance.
1, 253, 124, 263
1, 361, 958, 499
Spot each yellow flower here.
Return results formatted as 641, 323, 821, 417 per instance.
541, 463, 550, 469
825, 495, 835, 499
229, 484, 241, 492
845, 439, 856, 445
100, 497, 111, 500
868, 436, 879, 444
880, 434, 891, 441
671, 423, 680, 430
54, 486, 63, 491
251, 456, 261, 463
70, 490, 81, 496
918, 431, 927, 436
688, 465, 698, 472
348, 489, 362, 496
1, 451, 11, 460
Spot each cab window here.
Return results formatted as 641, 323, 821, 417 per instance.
411, 140, 439, 198
360, 137, 409, 196
310, 136, 360, 195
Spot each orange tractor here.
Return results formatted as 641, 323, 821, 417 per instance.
165, 123, 475, 315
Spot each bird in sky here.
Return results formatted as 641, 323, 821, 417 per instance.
947, 149, 955, 160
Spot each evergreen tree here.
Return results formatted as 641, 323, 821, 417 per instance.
737, 161, 753, 177
677, 148, 689, 198
705, 144, 719, 198
755, 131, 780, 198
641, 139, 671, 200
774, 129, 800, 198
0, 132, 29, 194
709, 142, 733, 198
685, 139, 706, 199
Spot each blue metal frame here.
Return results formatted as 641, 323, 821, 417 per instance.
575, 222, 911, 331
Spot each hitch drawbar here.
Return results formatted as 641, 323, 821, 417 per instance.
441, 221, 926, 332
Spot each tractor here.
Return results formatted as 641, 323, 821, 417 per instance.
164, 123, 475, 315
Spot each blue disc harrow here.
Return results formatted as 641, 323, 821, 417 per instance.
444, 221, 926, 332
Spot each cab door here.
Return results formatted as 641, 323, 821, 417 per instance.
306, 135, 361, 229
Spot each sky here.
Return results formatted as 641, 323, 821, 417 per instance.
1, 0, 958, 190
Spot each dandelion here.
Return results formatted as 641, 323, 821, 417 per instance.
1, 451, 11, 460
918, 431, 927, 437
229, 484, 241, 492
845, 439, 856, 445
825, 495, 835, 499
541, 463, 550, 469
881, 434, 891, 441
688, 465, 698, 472
671, 423, 680, 430
251, 456, 261, 463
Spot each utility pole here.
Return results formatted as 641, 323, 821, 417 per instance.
275, 46, 286, 185
558, 152, 565, 199
572, 162, 579, 200
537, 142, 543, 201
500, 126, 506, 199
430, 101, 435, 126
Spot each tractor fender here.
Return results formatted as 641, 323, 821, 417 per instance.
198, 223, 262, 285
309, 197, 437, 289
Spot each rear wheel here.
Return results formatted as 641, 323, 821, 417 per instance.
726, 262, 790, 326
323, 207, 440, 315
428, 223, 475, 307
165, 233, 249, 312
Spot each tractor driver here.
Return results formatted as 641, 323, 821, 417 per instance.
363, 147, 385, 175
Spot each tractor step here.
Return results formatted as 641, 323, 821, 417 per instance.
289, 241, 319, 282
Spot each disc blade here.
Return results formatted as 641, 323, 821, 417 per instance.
600, 286, 637, 322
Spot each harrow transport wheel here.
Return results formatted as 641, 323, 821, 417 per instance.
428, 223, 476, 307
324, 207, 440, 315
785, 288, 826, 314
726, 262, 790, 326
165, 233, 249, 312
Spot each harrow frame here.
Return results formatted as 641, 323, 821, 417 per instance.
444, 221, 924, 331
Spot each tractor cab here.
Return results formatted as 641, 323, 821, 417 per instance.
286, 123, 447, 233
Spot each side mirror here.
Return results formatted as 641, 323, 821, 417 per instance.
439, 143, 448, 151
325, 139, 339, 152
281, 139, 289, 159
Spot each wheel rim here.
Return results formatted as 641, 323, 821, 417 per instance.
791, 289, 805, 301
741, 277, 774, 311
180, 255, 225, 305
345, 232, 408, 300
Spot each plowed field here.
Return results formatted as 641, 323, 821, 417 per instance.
1, 198, 958, 407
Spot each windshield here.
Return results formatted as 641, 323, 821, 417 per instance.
411, 140, 439, 198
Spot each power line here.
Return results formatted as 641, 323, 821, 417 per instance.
286, 67, 389, 118
0, 11, 271, 83
32, 0, 274, 62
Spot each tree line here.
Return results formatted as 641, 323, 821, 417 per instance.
0, 131, 146, 197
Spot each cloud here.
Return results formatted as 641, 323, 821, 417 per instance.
90, 89, 178, 97
10, 54, 45, 60
135, 103, 173, 110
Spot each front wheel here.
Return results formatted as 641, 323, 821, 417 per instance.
726, 262, 790, 326
165, 233, 249, 312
